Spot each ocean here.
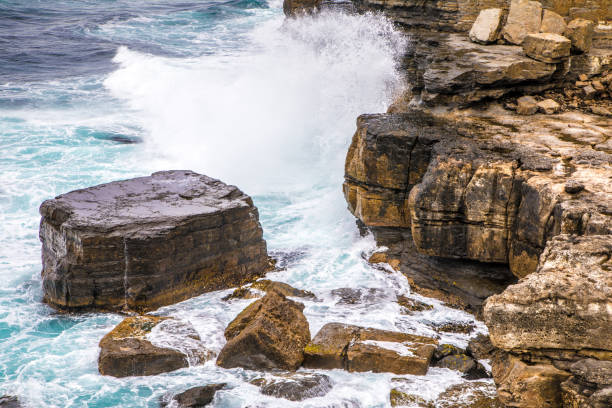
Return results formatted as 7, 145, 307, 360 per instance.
0, 1, 488, 406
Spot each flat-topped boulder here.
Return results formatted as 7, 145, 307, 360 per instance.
303, 323, 437, 375
98, 315, 212, 377
39, 170, 271, 312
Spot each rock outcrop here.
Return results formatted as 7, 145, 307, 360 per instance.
216, 290, 310, 371
39, 170, 271, 313
303, 323, 437, 375
98, 316, 212, 377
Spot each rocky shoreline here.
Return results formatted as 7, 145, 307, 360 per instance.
18, 1, 610, 407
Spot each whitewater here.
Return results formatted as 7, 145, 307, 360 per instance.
0, 1, 488, 406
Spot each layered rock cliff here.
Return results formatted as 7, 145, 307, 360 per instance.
341, 0, 612, 405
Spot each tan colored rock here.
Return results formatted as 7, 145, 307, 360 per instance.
303, 323, 437, 375
522, 33, 571, 63
540, 10, 567, 35
536, 98, 561, 114
216, 290, 310, 371
565, 19, 596, 53
469, 8, 504, 44
516, 95, 538, 114
436, 382, 503, 408
485, 235, 612, 353
250, 280, 315, 299
492, 354, 570, 408
502, 0, 543, 45
98, 316, 211, 377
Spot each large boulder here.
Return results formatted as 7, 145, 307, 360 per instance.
216, 290, 310, 371
502, 0, 543, 45
39, 170, 271, 312
98, 316, 212, 377
522, 33, 571, 63
565, 19, 596, 54
469, 8, 504, 45
303, 323, 437, 375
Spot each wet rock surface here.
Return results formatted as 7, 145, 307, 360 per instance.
303, 323, 437, 375
0, 396, 21, 408
98, 316, 211, 378
161, 384, 225, 408
39, 170, 271, 313
222, 280, 315, 301
216, 290, 310, 371
254, 373, 333, 401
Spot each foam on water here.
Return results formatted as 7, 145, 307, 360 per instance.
0, 3, 493, 407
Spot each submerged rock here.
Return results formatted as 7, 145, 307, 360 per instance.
255, 373, 333, 401
39, 170, 271, 313
216, 290, 310, 371
303, 323, 437, 375
435, 382, 503, 408
222, 280, 315, 301
161, 384, 225, 408
98, 316, 211, 377
390, 389, 433, 407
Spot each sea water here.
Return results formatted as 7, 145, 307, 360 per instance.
0, 1, 489, 406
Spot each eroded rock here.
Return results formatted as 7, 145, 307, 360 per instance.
216, 290, 310, 371
283, 0, 321, 17
565, 19, 596, 54
0, 397, 21, 408
540, 10, 567, 35
303, 323, 437, 375
98, 316, 211, 377
517, 95, 538, 114
39, 170, 271, 313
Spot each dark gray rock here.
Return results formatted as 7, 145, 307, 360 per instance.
39, 170, 271, 312
0, 396, 21, 408
162, 384, 225, 408
258, 374, 333, 401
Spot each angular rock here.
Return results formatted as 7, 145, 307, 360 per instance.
303, 323, 437, 375
536, 98, 561, 114
0, 397, 21, 408
283, 0, 321, 17
467, 334, 495, 361
565, 19, 596, 53
492, 354, 570, 408
469, 8, 504, 45
522, 33, 571, 63
540, 10, 567, 35
435, 382, 503, 408
216, 290, 310, 371
250, 280, 315, 299
436, 354, 489, 379
98, 316, 211, 377
39, 170, 271, 312
396, 295, 433, 314
161, 384, 225, 408
502, 0, 543, 45
564, 180, 585, 194
516, 95, 538, 114
390, 389, 432, 408
256, 373, 333, 401
484, 235, 612, 353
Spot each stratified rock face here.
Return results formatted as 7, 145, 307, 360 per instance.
303, 323, 437, 375
522, 33, 571, 63
484, 235, 612, 407
216, 290, 310, 371
98, 316, 212, 377
469, 8, 504, 44
39, 170, 270, 313
484, 235, 612, 352
502, 0, 542, 45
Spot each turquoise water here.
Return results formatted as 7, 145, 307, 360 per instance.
0, 1, 488, 406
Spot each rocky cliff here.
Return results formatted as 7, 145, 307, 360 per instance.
341, 0, 612, 405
